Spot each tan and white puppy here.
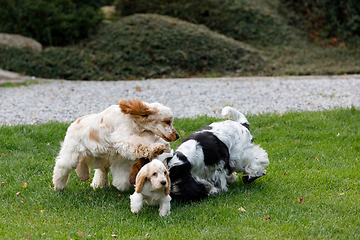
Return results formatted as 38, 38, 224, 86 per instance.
130, 159, 171, 216
52, 98, 179, 191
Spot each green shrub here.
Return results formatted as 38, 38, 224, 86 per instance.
0, 0, 108, 46
0, 14, 268, 80
116, 0, 294, 47
279, 0, 360, 45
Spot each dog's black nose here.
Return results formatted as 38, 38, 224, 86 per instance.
176, 134, 180, 140
161, 181, 166, 186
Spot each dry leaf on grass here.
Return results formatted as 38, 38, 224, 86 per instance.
16, 191, 20, 196
0, 182, 5, 185
22, 183, 28, 188
77, 232, 84, 237
111, 232, 117, 238
238, 207, 246, 212
264, 215, 270, 220
145, 233, 150, 238
297, 197, 304, 203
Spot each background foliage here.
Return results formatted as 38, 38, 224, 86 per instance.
0, 14, 266, 80
0, 0, 112, 46
0, 0, 359, 80
117, 0, 294, 47
279, 0, 360, 46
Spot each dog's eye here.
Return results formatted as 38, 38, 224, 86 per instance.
153, 173, 157, 177
164, 171, 167, 175
164, 120, 171, 125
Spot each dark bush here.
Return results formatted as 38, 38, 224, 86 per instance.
0, 0, 109, 46
0, 14, 268, 80
116, 0, 294, 47
279, 0, 360, 44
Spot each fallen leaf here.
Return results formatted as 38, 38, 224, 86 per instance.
48, 185, 52, 189
264, 215, 270, 220
298, 197, 304, 203
40, 210, 45, 213
0, 182, 5, 185
41, 233, 46, 236
145, 233, 150, 238
25, 234, 32, 238
16, 191, 20, 196
88, 197, 91, 200
111, 232, 117, 238
314, 156, 318, 161
284, 172, 287, 175
77, 232, 84, 237
339, 193, 345, 196
22, 182, 28, 188
117, 194, 121, 197
136, 87, 141, 92
1, 153, 6, 157
238, 207, 246, 212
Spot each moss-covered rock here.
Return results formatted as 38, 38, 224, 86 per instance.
0, 14, 268, 80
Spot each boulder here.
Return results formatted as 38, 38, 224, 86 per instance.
0, 33, 42, 52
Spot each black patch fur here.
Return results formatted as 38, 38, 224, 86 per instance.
182, 131, 232, 173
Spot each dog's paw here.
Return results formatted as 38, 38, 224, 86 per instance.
151, 143, 166, 157
159, 206, 171, 217
242, 175, 260, 184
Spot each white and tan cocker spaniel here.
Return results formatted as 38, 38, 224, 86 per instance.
52, 98, 179, 191
130, 158, 171, 216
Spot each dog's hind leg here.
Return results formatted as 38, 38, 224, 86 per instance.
53, 151, 80, 190
76, 156, 90, 181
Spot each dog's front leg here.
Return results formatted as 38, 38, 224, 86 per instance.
158, 195, 171, 216
130, 192, 144, 214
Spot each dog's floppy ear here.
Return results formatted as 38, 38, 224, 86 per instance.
118, 98, 157, 122
164, 169, 171, 196
135, 164, 149, 193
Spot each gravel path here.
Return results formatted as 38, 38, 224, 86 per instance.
1, 75, 359, 125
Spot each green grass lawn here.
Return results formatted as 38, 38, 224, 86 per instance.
1, 108, 359, 239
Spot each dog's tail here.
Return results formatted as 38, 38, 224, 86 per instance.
221, 106, 249, 129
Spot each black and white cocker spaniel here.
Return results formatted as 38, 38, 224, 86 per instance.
167, 106, 269, 201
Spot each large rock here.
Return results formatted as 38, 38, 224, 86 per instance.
0, 33, 42, 52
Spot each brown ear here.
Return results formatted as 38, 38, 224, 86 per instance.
135, 164, 149, 193
164, 169, 171, 196
118, 99, 157, 122
129, 158, 149, 185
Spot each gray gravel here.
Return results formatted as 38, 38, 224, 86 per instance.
1, 75, 359, 125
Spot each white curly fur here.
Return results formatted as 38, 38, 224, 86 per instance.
52, 98, 179, 191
